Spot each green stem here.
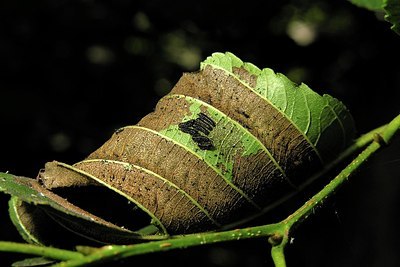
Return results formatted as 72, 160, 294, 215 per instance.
271, 244, 287, 267
339, 122, 386, 156
284, 114, 400, 230
298, 122, 388, 190
270, 233, 288, 267
52, 224, 281, 267
265, 115, 399, 266
0, 241, 84, 261
222, 122, 386, 230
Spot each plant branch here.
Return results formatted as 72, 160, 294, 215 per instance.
222, 121, 388, 230
283, 114, 400, 230
52, 224, 281, 267
0, 241, 84, 261
270, 233, 288, 267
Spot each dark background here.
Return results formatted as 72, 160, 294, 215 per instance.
1, 0, 400, 266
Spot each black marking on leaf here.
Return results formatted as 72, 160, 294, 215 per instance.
179, 126, 198, 136
193, 121, 212, 135
198, 113, 216, 127
178, 113, 216, 150
192, 135, 215, 150
236, 109, 250, 119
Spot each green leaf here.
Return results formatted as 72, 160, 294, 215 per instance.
8, 197, 43, 245
11, 257, 55, 267
347, 0, 399, 35
0, 172, 165, 245
384, 0, 400, 35
348, 0, 385, 10
201, 52, 356, 163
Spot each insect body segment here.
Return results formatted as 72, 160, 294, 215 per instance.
179, 113, 216, 150
197, 113, 217, 132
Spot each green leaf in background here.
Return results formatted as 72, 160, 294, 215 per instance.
348, 0, 384, 11
347, 0, 400, 35
385, 0, 400, 35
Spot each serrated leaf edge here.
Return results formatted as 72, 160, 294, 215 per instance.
384, 0, 400, 35
200, 52, 323, 162
201, 52, 354, 163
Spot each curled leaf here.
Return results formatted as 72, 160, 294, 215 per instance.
2, 52, 356, 244
1, 173, 165, 245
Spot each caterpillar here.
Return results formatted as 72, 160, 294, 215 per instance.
8, 52, 356, 244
